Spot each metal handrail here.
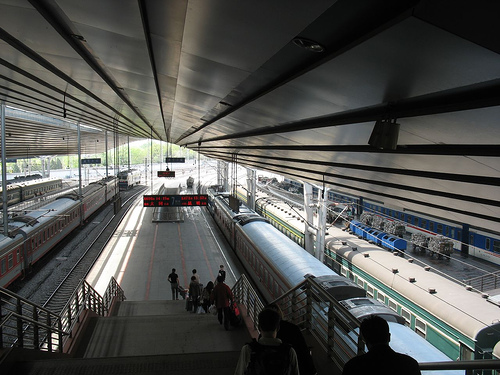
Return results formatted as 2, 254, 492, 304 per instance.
232, 275, 364, 369
0, 276, 125, 353
231, 274, 500, 374
0, 286, 66, 351
58, 277, 126, 346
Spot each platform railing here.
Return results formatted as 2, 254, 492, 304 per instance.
232, 275, 363, 369
57, 277, 126, 349
232, 274, 500, 375
464, 271, 500, 293
0, 286, 66, 351
0, 276, 125, 353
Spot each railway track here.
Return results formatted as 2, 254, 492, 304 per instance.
41, 187, 146, 314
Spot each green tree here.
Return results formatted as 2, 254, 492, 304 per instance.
12, 162, 20, 173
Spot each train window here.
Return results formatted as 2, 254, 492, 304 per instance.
406, 215, 412, 224
493, 240, 500, 253
413, 217, 419, 226
415, 318, 427, 338
377, 292, 385, 304
445, 226, 449, 236
16, 249, 20, 263
357, 278, 364, 288
366, 285, 374, 297
1, 259, 5, 274
401, 309, 411, 327
485, 238, 490, 251
274, 281, 279, 296
429, 222, 434, 231
421, 219, 427, 229
450, 228, 455, 238
436, 223, 443, 234
388, 300, 397, 312
470, 234, 475, 246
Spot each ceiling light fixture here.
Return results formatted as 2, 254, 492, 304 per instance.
368, 119, 400, 150
292, 37, 325, 53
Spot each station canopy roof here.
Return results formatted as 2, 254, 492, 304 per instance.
0, 0, 498, 233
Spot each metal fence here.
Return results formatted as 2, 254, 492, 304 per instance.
0, 276, 125, 353
231, 274, 500, 375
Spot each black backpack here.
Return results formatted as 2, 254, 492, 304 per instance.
244, 340, 292, 375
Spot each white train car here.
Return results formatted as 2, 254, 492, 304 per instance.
325, 226, 500, 361
208, 190, 463, 373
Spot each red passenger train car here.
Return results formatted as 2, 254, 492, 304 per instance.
0, 177, 118, 288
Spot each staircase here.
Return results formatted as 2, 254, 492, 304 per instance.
4, 299, 251, 375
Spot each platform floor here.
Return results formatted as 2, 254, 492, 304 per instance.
77, 190, 339, 375
86, 199, 243, 301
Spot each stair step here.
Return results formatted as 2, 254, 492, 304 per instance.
10, 351, 241, 375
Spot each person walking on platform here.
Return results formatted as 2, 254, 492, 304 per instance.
342, 315, 421, 375
168, 268, 180, 300
217, 264, 226, 283
211, 275, 233, 330
189, 275, 201, 313
201, 281, 214, 313
192, 268, 200, 283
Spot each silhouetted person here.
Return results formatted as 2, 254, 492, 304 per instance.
167, 268, 179, 300
217, 264, 226, 282
267, 303, 317, 375
342, 315, 421, 375
234, 308, 299, 375
188, 275, 201, 313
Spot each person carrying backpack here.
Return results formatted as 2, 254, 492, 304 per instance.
234, 308, 299, 375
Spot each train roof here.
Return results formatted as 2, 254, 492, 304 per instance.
327, 226, 500, 342
9, 196, 80, 235
240, 219, 335, 288
254, 190, 308, 233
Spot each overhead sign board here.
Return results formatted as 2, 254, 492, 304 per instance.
143, 194, 208, 207
165, 157, 185, 163
82, 158, 101, 164
158, 171, 176, 178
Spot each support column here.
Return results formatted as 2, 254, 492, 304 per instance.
316, 187, 329, 262
77, 121, 83, 225
303, 182, 315, 256
105, 130, 108, 178
1, 101, 8, 234
246, 168, 256, 211
218, 161, 229, 192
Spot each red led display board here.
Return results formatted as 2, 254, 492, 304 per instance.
158, 171, 176, 177
143, 194, 208, 207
